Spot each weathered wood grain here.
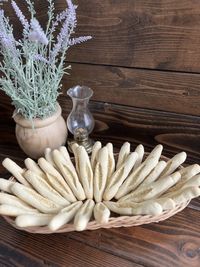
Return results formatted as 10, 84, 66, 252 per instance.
0, 207, 199, 267
0, 92, 200, 163
63, 63, 200, 116
69, 208, 200, 267
68, 0, 200, 72
2, 0, 200, 72
2, 61, 200, 116
0, 241, 57, 267
0, 1, 200, 266
0, 218, 138, 267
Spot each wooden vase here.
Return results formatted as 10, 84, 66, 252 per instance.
13, 103, 68, 159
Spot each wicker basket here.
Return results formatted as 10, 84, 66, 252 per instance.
3, 201, 189, 234
2, 153, 190, 234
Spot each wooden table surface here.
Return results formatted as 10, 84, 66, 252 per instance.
0, 99, 200, 267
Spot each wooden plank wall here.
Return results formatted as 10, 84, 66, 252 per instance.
66, 0, 200, 116
1, 0, 200, 115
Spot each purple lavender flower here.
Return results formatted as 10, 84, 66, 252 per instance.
56, 10, 69, 24
11, 1, 29, 30
34, 54, 49, 64
0, 9, 6, 32
0, 32, 18, 59
29, 18, 48, 45
0, 10, 18, 59
50, 16, 69, 61
66, 0, 77, 29
50, 9, 68, 35
50, 0, 77, 61
69, 36, 92, 46
0, 32, 12, 48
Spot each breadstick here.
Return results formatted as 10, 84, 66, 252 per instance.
115, 156, 159, 200
74, 199, 95, 231
127, 163, 172, 199
0, 204, 38, 216
16, 214, 53, 228
91, 141, 102, 171
141, 161, 167, 185
38, 157, 76, 202
103, 152, 138, 201
0, 192, 38, 212
48, 201, 83, 231
169, 186, 200, 205
11, 183, 61, 214
59, 146, 71, 162
71, 143, 80, 175
106, 143, 115, 180
2, 158, 29, 186
145, 144, 163, 161
133, 144, 144, 169
179, 164, 200, 183
71, 143, 79, 155
76, 146, 93, 199
165, 164, 200, 194
94, 202, 110, 224
116, 142, 130, 169
59, 146, 77, 172
45, 173, 73, 203
52, 150, 85, 201
24, 158, 44, 177
0, 178, 15, 193
24, 170, 70, 206
181, 174, 200, 188
119, 172, 181, 203
123, 197, 175, 210
44, 148, 57, 169
159, 152, 187, 178
93, 147, 109, 202
104, 201, 162, 216
155, 197, 175, 210
166, 174, 200, 194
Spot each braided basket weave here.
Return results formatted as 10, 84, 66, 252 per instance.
2, 154, 190, 234
3, 201, 189, 234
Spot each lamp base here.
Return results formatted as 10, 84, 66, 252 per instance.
68, 128, 94, 154
68, 137, 94, 154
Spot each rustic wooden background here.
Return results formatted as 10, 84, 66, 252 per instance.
0, 1, 200, 266
0, 0, 200, 160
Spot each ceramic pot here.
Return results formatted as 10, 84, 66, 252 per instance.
13, 103, 67, 159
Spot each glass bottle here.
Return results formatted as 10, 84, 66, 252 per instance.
67, 85, 95, 153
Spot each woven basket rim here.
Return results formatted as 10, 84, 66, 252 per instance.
3, 200, 189, 234
1, 152, 189, 234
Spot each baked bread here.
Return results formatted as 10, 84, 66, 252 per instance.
106, 143, 115, 180
103, 152, 138, 201
91, 141, 102, 171
1, 142, 200, 232
52, 149, 85, 201
116, 142, 130, 169
49, 201, 83, 231
74, 199, 95, 231
93, 147, 109, 202
94, 202, 110, 224
76, 146, 93, 199
38, 157, 76, 202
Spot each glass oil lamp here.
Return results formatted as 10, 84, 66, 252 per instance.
67, 85, 95, 153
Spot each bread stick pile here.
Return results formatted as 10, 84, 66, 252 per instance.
0, 142, 200, 232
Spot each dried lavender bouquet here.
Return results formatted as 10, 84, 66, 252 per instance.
0, 0, 91, 120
